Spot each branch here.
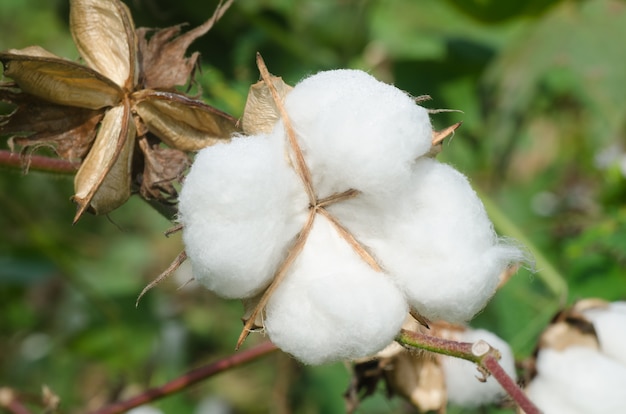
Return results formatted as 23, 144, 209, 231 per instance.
0, 388, 33, 414
395, 329, 540, 414
90, 341, 278, 414
0, 150, 78, 174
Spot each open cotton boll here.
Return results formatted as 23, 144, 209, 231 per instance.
178, 134, 308, 298
583, 301, 626, 366
264, 217, 407, 365
282, 69, 433, 198
526, 347, 626, 413
369, 158, 523, 322
442, 329, 516, 407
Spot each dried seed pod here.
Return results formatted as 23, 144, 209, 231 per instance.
133, 90, 238, 151
0, 51, 122, 110
73, 103, 135, 221
1, 0, 238, 221
70, 0, 137, 88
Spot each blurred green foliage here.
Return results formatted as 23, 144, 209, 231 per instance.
1, 0, 625, 413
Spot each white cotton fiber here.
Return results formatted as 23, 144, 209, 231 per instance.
264, 217, 408, 364
282, 69, 433, 198
178, 134, 308, 298
442, 329, 516, 407
332, 157, 523, 322
387, 159, 523, 322
583, 301, 626, 366
526, 347, 626, 413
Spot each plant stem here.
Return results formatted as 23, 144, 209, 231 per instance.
0, 150, 78, 174
395, 329, 540, 414
89, 341, 278, 414
0, 388, 33, 414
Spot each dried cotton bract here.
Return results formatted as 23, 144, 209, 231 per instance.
178, 69, 523, 364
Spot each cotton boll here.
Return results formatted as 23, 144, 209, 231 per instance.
283, 69, 433, 198
264, 217, 407, 364
526, 347, 626, 413
583, 302, 626, 366
442, 329, 516, 408
178, 134, 308, 298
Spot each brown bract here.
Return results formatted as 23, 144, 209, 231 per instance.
346, 319, 461, 413
0, 0, 238, 223
521, 298, 606, 386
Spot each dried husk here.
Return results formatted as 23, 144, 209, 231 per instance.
241, 294, 265, 331
522, 299, 605, 386
1, 0, 238, 223
133, 90, 238, 151
537, 300, 602, 352
0, 51, 122, 110
73, 102, 135, 221
138, 136, 190, 200
241, 76, 293, 135
0, 86, 103, 160
386, 351, 446, 412
70, 0, 137, 89
136, 0, 233, 89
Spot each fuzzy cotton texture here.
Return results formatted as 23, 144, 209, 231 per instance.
526, 347, 626, 413
442, 329, 517, 407
582, 301, 626, 366
178, 69, 523, 364
526, 301, 626, 413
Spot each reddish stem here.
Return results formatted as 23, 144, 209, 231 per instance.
396, 329, 540, 414
89, 341, 278, 414
0, 150, 78, 174
483, 355, 540, 414
0, 389, 33, 414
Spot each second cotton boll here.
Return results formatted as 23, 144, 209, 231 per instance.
178, 69, 523, 364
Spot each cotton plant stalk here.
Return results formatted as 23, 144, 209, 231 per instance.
177, 54, 525, 365
0, 0, 238, 222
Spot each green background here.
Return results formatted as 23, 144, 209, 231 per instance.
1, 0, 625, 412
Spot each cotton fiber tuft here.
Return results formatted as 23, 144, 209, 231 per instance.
178, 135, 307, 298
264, 218, 407, 364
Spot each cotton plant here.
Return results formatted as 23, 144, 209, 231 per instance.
177, 54, 524, 365
525, 299, 626, 413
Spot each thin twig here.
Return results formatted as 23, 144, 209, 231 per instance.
164, 223, 183, 237
483, 355, 539, 414
89, 341, 278, 414
431, 121, 462, 146
256, 53, 316, 204
316, 207, 382, 272
136, 250, 187, 307
316, 188, 360, 208
237, 210, 317, 348
0, 150, 78, 174
0, 388, 33, 414
396, 329, 540, 414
